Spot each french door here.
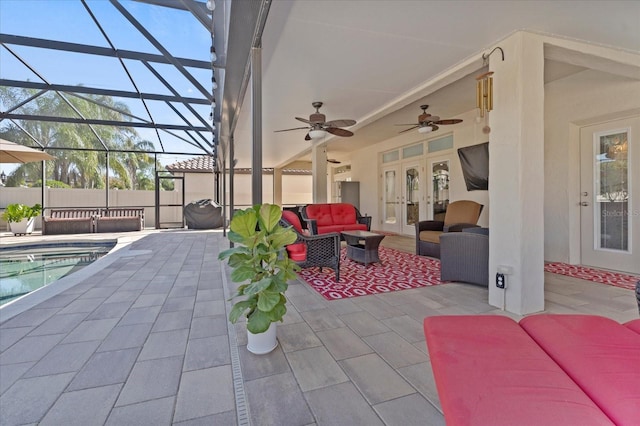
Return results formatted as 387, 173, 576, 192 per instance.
402, 163, 423, 234
427, 156, 451, 221
580, 116, 639, 274
381, 162, 425, 235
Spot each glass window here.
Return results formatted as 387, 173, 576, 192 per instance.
382, 150, 399, 163
428, 135, 453, 153
402, 143, 423, 158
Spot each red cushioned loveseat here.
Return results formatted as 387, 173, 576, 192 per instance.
423, 314, 640, 426
300, 203, 371, 236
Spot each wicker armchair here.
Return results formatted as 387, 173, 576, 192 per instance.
415, 200, 483, 258
636, 280, 640, 314
281, 210, 341, 282
439, 227, 489, 286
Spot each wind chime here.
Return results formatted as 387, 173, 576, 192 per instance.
475, 47, 504, 133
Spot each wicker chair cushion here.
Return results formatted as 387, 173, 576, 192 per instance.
286, 243, 307, 261
443, 200, 483, 226
282, 210, 304, 232
419, 230, 442, 244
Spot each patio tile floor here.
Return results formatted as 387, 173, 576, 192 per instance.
0, 229, 637, 425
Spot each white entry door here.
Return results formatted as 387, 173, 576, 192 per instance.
381, 166, 401, 234
580, 116, 639, 274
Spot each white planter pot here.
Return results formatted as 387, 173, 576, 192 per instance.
10, 218, 35, 235
246, 322, 278, 355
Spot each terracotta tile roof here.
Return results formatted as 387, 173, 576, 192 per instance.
165, 156, 311, 175
166, 155, 215, 172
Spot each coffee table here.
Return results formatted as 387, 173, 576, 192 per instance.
341, 230, 385, 266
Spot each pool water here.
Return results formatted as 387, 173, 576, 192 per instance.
0, 241, 116, 306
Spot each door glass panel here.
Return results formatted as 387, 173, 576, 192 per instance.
595, 131, 629, 251
405, 167, 419, 227
384, 170, 397, 224
432, 161, 449, 221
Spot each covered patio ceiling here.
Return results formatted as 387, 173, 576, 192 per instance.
228, 1, 640, 169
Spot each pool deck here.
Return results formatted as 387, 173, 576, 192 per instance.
0, 229, 637, 425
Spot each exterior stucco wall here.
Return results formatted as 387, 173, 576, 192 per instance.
544, 69, 640, 263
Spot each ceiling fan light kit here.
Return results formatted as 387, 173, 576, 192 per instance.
418, 126, 433, 134
309, 129, 327, 139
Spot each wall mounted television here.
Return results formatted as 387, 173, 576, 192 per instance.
457, 142, 489, 191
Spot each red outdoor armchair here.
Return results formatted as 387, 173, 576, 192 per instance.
280, 210, 341, 282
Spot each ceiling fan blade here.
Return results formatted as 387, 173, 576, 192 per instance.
431, 124, 440, 131
433, 119, 463, 125
304, 132, 311, 141
325, 119, 356, 127
327, 158, 341, 164
295, 117, 311, 124
399, 125, 419, 133
326, 127, 354, 137
274, 126, 310, 132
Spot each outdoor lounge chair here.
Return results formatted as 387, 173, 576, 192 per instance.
281, 210, 341, 282
415, 200, 483, 258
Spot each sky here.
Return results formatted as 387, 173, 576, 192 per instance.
0, 0, 214, 175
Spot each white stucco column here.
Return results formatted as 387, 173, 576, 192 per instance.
311, 144, 328, 203
488, 32, 545, 315
273, 167, 283, 205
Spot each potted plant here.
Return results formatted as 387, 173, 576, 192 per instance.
1, 203, 42, 235
218, 204, 299, 354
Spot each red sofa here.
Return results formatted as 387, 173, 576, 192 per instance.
424, 314, 640, 426
300, 203, 371, 235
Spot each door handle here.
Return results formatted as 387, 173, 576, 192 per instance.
580, 202, 589, 206
582, 192, 588, 196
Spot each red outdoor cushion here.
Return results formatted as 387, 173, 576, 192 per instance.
305, 204, 334, 227
329, 203, 357, 225
286, 242, 306, 261
424, 315, 613, 426
520, 314, 640, 426
317, 224, 344, 234
282, 210, 303, 233
625, 319, 640, 335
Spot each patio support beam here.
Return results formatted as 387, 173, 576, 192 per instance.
488, 32, 545, 315
251, 46, 262, 205
311, 144, 328, 203
0, 79, 209, 105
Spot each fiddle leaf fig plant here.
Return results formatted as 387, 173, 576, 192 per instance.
218, 204, 299, 334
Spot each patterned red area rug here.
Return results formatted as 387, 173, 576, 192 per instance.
544, 262, 639, 291
298, 246, 442, 300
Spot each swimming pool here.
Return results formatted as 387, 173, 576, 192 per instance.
0, 241, 116, 306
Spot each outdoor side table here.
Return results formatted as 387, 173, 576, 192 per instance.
341, 230, 385, 266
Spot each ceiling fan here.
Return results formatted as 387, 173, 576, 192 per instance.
274, 102, 356, 141
395, 105, 462, 134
